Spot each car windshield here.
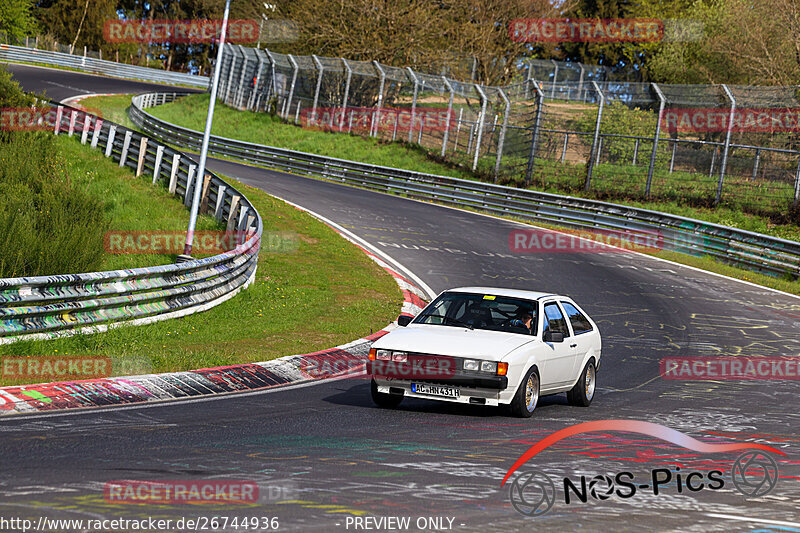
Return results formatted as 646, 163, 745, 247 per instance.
414, 292, 538, 335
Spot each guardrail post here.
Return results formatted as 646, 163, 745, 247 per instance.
90, 118, 103, 148
442, 77, 455, 157
119, 131, 133, 167
152, 145, 164, 184
214, 185, 227, 220
199, 174, 212, 214
184, 164, 197, 206
494, 88, 511, 181
136, 137, 148, 176
716, 84, 736, 205
80, 115, 91, 144
310, 55, 325, 126
168, 154, 180, 194
372, 61, 386, 138
472, 84, 488, 171
68, 109, 77, 136
226, 195, 241, 232
406, 67, 419, 143
585, 81, 605, 191
550, 59, 559, 99
646, 83, 666, 197
340, 58, 352, 131
105, 125, 117, 157
525, 80, 546, 185
54, 106, 63, 135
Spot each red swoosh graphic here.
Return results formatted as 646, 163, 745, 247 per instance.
501, 419, 785, 486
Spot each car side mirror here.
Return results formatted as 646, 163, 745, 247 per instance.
544, 331, 564, 343
397, 315, 413, 327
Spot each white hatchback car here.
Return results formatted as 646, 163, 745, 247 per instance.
368, 287, 601, 417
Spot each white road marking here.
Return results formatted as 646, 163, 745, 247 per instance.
273, 195, 438, 299
704, 512, 800, 528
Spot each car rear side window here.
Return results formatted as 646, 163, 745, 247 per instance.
543, 303, 570, 337
561, 302, 593, 334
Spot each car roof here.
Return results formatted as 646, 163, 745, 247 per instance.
445, 287, 562, 301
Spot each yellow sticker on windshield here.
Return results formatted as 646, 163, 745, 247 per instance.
483, 295, 496, 300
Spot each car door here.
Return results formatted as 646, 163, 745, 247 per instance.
539, 301, 578, 389
560, 301, 596, 373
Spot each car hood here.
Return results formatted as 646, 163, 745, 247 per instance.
374, 325, 537, 360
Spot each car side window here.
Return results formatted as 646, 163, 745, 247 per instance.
542, 303, 570, 338
561, 302, 593, 335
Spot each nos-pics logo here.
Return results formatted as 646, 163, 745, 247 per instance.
503, 420, 783, 517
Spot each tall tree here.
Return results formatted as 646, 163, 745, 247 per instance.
0, 0, 37, 42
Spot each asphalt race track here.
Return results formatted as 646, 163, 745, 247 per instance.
2, 63, 799, 532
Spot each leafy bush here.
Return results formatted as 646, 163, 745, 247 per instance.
574, 101, 670, 167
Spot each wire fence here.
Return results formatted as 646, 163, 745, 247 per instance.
3, 29, 799, 220
217, 44, 800, 220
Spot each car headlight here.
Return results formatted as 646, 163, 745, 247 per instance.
392, 352, 407, 362
376, 349, 392, 361
481, 361, 497, 373
463, 359, 480, 371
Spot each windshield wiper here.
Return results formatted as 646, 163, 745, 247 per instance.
441, 316, 474, 330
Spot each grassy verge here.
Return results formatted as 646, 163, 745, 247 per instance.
0, 136, 401, 386
79, 94, 138, 130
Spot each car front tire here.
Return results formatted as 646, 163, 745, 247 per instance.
510, 366, 540, 418
567, 359, 596, 407
371, 378, 403, 408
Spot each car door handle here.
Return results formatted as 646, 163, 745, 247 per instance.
570, 343, 577, 348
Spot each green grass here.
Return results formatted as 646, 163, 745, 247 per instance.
0, 134, 402, 385
144, 93, 473, 179
80, 94, 138, 130
59, 133, 222, 272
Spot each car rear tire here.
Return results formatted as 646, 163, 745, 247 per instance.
510, 367, 540, 418
567, 359, 596, 407
371, 378, 403, 408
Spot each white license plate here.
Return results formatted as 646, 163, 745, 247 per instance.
411, 383, 460, 398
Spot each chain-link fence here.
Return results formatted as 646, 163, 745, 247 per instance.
217, 44, 800, 220
3, 29, 798, 219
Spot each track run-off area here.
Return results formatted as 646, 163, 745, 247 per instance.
1, 63, 799, 532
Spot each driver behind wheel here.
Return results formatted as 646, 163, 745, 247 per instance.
509, 312, 533, 332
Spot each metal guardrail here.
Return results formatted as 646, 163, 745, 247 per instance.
0, 43, 209, 88
130, 92, 800, 280
0, 101, 261, 344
